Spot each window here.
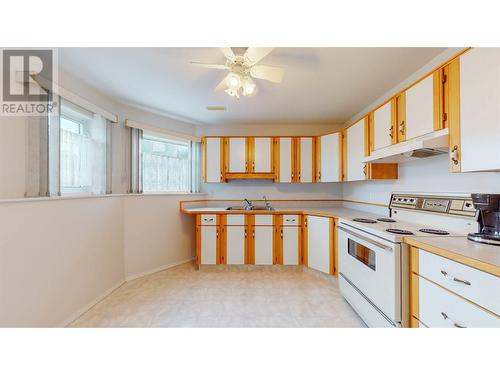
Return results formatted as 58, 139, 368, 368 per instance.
142, 134, 192, 192
59, 100, 108, 195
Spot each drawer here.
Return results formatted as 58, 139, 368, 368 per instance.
226, 214, 245, 226
200, 214, 217, 225
419, 249, 500, 315
282, 215, 300, 226
254, 215, 273, 226
419, 276, 500, 328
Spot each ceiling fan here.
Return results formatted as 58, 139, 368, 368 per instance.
191, 47, 285, 98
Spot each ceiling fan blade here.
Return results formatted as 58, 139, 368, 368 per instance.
250, 65, 284, 83
219, 47, 235, 62
244, 47, 275, 65
190, 62, 228, 70
214, 74, 230, 92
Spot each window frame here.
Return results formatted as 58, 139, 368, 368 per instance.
141, 132, 194, 193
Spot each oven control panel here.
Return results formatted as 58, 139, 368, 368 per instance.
390, 194, 476, 217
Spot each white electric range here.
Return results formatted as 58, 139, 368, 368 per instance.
337, 192, 479, 328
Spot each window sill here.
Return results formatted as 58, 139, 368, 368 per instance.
0, 192, 207, 204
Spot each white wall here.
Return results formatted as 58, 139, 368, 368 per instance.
343, 155, 500, 205
0, 69, 202, 327
198, 123, 342, 137
123, 195, 196, 280
203, 180, 342, 200
0, 197, 124, 327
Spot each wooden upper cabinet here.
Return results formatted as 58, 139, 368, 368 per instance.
228, 137, 247, 172
317, 133, 341, 182
449, 48, 500, 172
405, 74, 436, 140
275, 137, 293, 183
274, 137, 315, 183
203, 137, 223, 183
223, 137, 274, 179
297, 137, 314, 183
345, 118, 367, 181
372, 101, 394, 151
253, 137, 272, 172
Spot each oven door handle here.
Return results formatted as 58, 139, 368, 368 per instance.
339, 226, 393, 252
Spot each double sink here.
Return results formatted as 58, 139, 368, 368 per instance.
226, 206, 274, 211
226, 197, 274, 211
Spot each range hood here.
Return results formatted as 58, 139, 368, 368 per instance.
363, 128, 450, 163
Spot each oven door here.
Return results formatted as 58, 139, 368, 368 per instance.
338, 224, 402, 323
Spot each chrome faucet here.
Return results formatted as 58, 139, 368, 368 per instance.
263, 195, 273, 211
243, 198, 254, 210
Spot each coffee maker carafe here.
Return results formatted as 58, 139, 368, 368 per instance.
468, 193, 500, 246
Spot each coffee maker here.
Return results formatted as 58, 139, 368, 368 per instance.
468, 193, 500, 246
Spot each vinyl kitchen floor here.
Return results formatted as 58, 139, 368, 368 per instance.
68, 262, 365, 328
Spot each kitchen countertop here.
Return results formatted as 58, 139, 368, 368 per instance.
405, 236, 500, 277
182, 206, 384, 220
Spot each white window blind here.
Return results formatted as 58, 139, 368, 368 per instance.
142, 134, 191, 192
60, 100, 108, 195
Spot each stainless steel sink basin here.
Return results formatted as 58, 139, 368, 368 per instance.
226, 206, 274, 211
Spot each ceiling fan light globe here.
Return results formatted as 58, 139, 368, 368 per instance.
242, 81, 256, 96
226, 73, 241, 89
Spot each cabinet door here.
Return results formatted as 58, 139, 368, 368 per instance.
278, 137, 293, 183
299, 137, 313, 183
205, 138, 221, 182
254, 226, 274, 265
306, 216, 331, 274
405, 74, 434, 140
282, 226, 299, 265
373, 101, 393, 150
225, 226, 245, 265
228, 137, 247, 172
319, 133, 340, 182
458, 48, 500, 172
201, 226, 217, 264
253, 137, 272, 172
346, 118, 366, 181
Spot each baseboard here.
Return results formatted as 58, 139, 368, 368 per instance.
61, 258, 194, 327
60, 279, 125, 328
125, 258, 194, 282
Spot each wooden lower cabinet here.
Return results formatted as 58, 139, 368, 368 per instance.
282, 227, 300, 265
410, 246, 500, 328
304, 215, 336, 275
224, 225, 246, 265
196, 213, 334, 272
253, 226, 274, 265
197, 225, 218, 265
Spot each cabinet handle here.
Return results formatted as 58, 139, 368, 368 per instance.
440, 270, 471, 286
252, 230, 255, 239
363, 165, 367, 176
280, 229, 283, 239
441, 312, 466, 328
451, 145, 459, 165
453, 277, 471, 286
399, 121, 405, 135
245, 230, 247, 239
318, 171, 321, 181
389, 126, 394, 139
291, 171, 294, 180
216, 229, 219, 239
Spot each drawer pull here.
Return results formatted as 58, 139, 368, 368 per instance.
453, 277, 471, 286
204, 218, 214, 222
440, 270, 471, 286
285, 219, 295, 222
441, 312, 466, 328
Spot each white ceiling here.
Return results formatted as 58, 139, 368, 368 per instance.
59, 47, 446, 126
